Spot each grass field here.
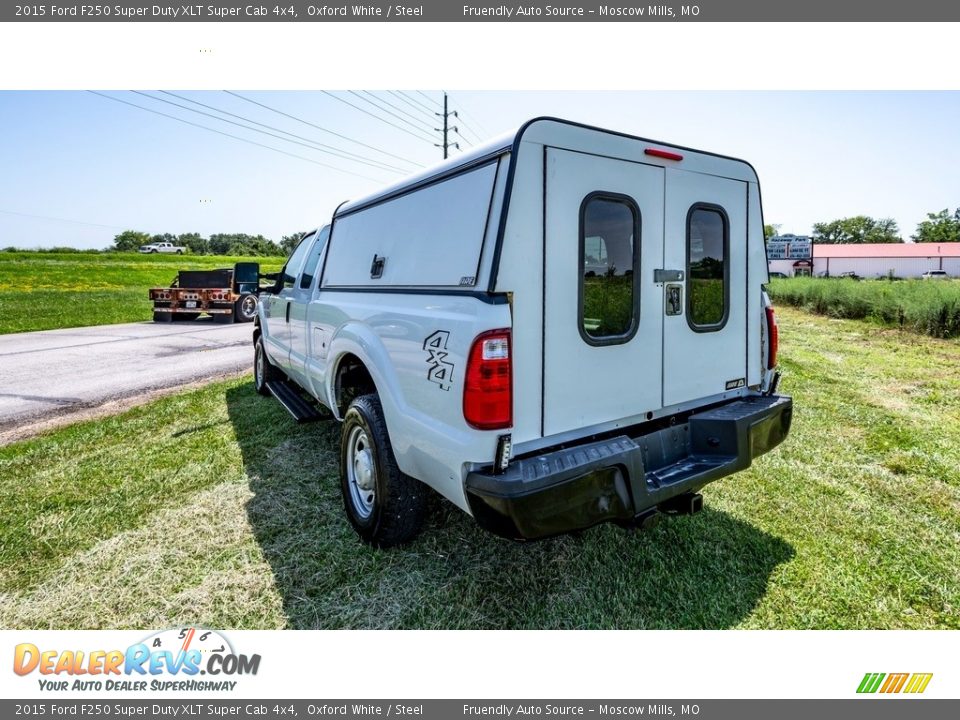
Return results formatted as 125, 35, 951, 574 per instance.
1, 307, 958, 629
0, 252, 284, 335
768, 277, 960, 339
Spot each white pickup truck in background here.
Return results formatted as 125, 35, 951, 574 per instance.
139, 241, 187, 254
252, 117, 792, 548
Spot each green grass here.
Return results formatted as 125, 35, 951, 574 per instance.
768, 277, 960, 338
1, 306, 958, 629
0, 252, 284, 334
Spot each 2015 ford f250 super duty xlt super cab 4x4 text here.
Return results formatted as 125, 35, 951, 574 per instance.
252, 118, 792, 547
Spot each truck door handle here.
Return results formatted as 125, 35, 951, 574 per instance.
285, 302, 291, 323
654, 269, 684, 283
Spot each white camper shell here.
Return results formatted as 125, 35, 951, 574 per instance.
253, 118, 792, 546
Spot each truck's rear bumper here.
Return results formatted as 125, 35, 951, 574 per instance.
465, 394, 792, 540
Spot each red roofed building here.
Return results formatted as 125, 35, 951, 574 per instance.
768, 243, 960, 279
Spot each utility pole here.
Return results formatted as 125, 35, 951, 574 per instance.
434, 91, 460, 159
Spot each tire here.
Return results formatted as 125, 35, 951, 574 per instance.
253, 333, 282, 396
150, 249, 158, 254
152, 311, 172, 322
177, 250, 183, 255
340, 394, 428, 548
234, 293, 258, 323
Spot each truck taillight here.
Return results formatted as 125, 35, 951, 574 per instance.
463, 330, 512, 430
765, 306, 779, 370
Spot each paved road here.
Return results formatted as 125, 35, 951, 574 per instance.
0, 319, 255, 433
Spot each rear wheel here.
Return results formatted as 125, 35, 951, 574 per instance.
340, 394, 428, 548
253, 334, 281, 396
234, 293, 258, 323
152, 311, 172, 322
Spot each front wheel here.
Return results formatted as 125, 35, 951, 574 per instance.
253, 333, 281, 396
340, 394, 428, 548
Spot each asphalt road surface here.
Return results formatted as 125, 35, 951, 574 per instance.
0, 318, 254, 435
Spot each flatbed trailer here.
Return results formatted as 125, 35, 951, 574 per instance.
150, 261, 263, 323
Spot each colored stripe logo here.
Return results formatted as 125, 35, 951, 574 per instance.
857, 672, 933, 694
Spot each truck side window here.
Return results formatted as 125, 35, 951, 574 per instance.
687, 204, 728, 330
281, 233, 315, 289
579, 193, 640, 344
299, 227, 330, 290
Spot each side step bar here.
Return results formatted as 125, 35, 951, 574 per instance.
265, 380, 327, 423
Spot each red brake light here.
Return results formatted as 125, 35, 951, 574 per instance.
644, 147, 683, 162
463, 329, 512, 430
765, 306, 779, 370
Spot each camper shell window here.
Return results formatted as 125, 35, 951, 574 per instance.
686, 203, 729, 331
578, 192, 641, 345
323, 161, 500, 288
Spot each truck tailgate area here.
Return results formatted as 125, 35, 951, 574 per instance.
466, 395, 792, 539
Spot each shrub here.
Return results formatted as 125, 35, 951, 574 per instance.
767, 278, 960, 338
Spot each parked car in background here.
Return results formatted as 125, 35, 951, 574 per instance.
768, 271, 788, 279
922, 270, 950, 280
139, 241, 186, 254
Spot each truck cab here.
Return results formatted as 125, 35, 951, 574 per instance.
253, 117, 792, 547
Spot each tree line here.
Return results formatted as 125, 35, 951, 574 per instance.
111, 230, 308, 256
765, 207, 960, 244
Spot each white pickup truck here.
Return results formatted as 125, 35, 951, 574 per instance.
253, 118, 792, 547
139, 241, 187, 254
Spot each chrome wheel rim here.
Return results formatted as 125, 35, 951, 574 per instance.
346, 425, 376, 519
241, 295, 258, 317
255, 343, 265, 387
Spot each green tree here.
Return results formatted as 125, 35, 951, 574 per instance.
111, 230, 152, 252
208, 233, 283, 256
913, 208, 960, 243
177, 232, 208, 255
280, 231, 308, 256
812, 216, 901, 244
764, 224, 781, 240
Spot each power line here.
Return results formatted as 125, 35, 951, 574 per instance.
416, 90, 442, 108
321, 91, 437, 144
389, 91, 437, 121
224, 91, 423, 168
452, 116, 484, 144
132, 91, 403, 175
452, 127, 474, 148
158, 91, 410, 173
447, 94, 491, 140
88, 91, 381, 182
346, 91, 438, 142
363, 91, 437, 133
0, 208, 127, 231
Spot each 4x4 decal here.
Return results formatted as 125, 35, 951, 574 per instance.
423, 331, 454, 391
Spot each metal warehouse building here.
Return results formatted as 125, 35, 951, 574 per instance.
768, 243, 960, 279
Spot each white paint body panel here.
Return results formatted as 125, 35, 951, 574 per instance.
662, 169, 748, 406
257, 118, 770, 515
543, 148, 665, 436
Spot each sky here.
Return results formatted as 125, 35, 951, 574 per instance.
1, 90, 958, 249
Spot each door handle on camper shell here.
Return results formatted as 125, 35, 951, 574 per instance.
654, 269, 684, 283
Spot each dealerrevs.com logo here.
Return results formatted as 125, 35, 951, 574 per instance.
857, 673, 933, 694
13, 628, 260, 692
